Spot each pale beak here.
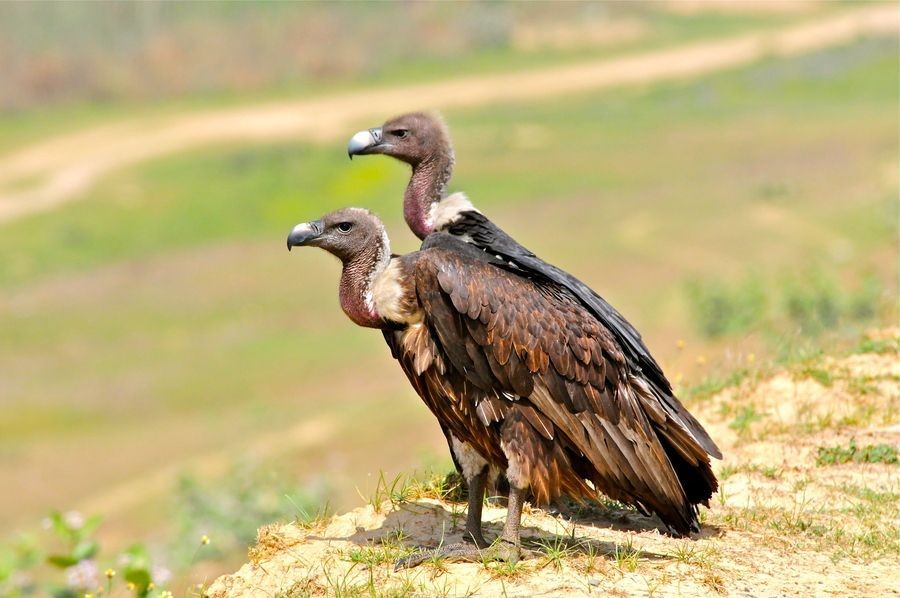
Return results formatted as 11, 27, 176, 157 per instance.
286, 220, 323, 251
347, 127, 385, 158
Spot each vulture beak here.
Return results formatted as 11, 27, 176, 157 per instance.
347, 127, 385, 158
286, 220, 324, 251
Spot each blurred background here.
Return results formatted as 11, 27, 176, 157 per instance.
0, 1, 896, 595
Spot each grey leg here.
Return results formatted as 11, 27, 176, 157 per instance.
499, 483, 524, 547
463, 467, 488, 548
395, 480, 529, 570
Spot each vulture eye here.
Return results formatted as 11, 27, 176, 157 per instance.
336, 222, 354, 233
393, 129, 409, 139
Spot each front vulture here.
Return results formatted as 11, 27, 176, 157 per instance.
288, 208, 718, 568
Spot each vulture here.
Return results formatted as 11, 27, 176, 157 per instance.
345, 113, 720, 468
287, 207, 718, 568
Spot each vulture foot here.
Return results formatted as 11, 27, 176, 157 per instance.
394, 539, 527, 571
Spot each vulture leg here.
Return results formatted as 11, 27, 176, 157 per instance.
462, 467, 489, 548
395, 454, 534, 570
395, 442, 491, 570
486, 482, 528, 563
499, 483, 524, 547
393, 479, 528, 570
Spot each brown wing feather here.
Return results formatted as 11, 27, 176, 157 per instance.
414, 248, 718, 534
383, 322, 504, 465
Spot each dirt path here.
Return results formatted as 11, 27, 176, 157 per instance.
0, 4, 896, 224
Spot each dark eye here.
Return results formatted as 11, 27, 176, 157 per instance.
392, 129, 409, 139
336, 222, 353, 233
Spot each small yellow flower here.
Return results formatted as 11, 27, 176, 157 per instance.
676, 339, 685, 350
105, 568, 116, 579
148, 583, 155, 591
127, 582, 136, 591
200, 535, 210, 545
696, 355, 706, 366
84, 594, 94, 598
747, 353, 756, 364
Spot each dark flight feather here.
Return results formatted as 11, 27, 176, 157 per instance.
445, 211, 722, 460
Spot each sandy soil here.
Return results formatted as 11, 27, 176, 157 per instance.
0, 4, 896, 224
206, 330, 899, 597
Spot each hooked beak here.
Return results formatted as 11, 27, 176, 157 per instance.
286, 220, 324, 251
347, 127, 386, 158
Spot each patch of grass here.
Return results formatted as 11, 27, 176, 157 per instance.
792, 364, 835, 387
701, 570, 728, 595
725, 462, 784, 480
685, 275, 767, 338
359, 469, 468, 516
407, 470, 467, 503
728, 406, 764, 436
613, 536, 642, 573
855, 336, 898, 355
784, 271, 883, 337
668, 542, 699, 565
421, 549, 451, 576
816, 439, 899, 466
769, 493, 816, 534
575, 541, 604, 576
846, 374, 879, 396
536, 536, 572, 571
289, 499, 332, 532
361, 471, 416, 514
344, 541, 412, 569
839, 484, 899, 505
667, 542, 725, 592
759, 465, 781, 480
681, 369, 754, 403
320, 559, 361, 597
685, 267, 886, 342
487, 559, 527, 580
717, 464, 739, 480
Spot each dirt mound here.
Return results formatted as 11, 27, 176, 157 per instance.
207, 331, 898, 597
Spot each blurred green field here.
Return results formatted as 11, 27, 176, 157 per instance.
1, 8, 897, 592
0, 2, 823, 154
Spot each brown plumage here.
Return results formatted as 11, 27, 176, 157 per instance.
400, 244, 713, 528
288, 209, 717, 568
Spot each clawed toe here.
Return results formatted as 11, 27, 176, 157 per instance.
395, 542, 473, 570
394, 540, 526, 571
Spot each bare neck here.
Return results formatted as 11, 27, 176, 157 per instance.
338, 239, 390, 329
404, 149, 454, 240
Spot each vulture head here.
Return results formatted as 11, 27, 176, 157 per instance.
287, 207, 391, 328
347, 112, 452, 166
286, 207, 388, 265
